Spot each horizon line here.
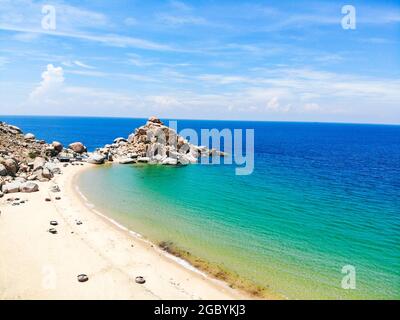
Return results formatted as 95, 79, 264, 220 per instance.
0, 114, 399, 127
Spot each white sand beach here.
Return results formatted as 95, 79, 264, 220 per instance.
0, 163, 247, 300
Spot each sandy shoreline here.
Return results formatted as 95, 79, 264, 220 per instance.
0, 163, 248, 300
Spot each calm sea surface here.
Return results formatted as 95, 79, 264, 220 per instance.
2, 115, 399, 299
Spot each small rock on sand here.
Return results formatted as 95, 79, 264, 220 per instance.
135, 276, 146, 284
20, 181, 39, 193
77, 274, 89, 283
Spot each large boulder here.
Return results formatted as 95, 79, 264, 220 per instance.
113, 137, 127, 144
127, 133, 135, 143
137, 156, 150, 163
0, 164, 7, 176
41, 168, 53, 179
2, 159, 18, 176
24, 133, 35, 140
2, 181, 22, 193
52, 141, 63, 152
68, 142, 87, 154
118, 158, 136, 164
44, 162, 61, 174
87, 153, 105, 164
33, 157, 46, 171
177, 156, 189, 165
161, 157, 178, 165
8, 125, 22, 134
20, 181, 39, 193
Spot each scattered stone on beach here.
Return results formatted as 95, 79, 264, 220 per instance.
50, 184, 60, 193
2, 181, 21, 194
55, 196, 61, 200
77, 274, 89, 283
76, 220, 82, 225
135, 276, 146, 284
50, 221, 58, 226
45, 197, 51, 202
20, 181, 39, 193
48, 228, 57, 234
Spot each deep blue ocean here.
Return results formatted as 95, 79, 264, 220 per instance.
1, 115, 399, 299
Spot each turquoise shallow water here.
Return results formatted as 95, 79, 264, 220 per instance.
78, 162, 399, 299
2, 116, 399, 299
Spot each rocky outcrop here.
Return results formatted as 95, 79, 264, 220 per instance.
0, 116, 223, 195
0, 121, 82, 195
94, 116, 219, 166
20, 181, 39, 193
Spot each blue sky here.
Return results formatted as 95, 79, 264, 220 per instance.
0, 0, 399, 123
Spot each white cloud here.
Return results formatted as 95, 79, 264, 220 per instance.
303, 103, 320, 112
0, 0, 109, 31
157, 14, 208, 26
73, 60, 95, 69
0, 24, 176, 51
65, 69, 107, 77
169, 1, 192, 11
0, 0, 176, 52
30, 64, 64, 99
148, 95, 182, 108
266, 97, 280, 111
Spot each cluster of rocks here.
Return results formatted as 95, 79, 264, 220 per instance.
90, 116, 223, 166
1, 116, 224, 196
0, 121, 90, 197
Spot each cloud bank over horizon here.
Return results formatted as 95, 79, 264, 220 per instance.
0, 0, 399, 124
